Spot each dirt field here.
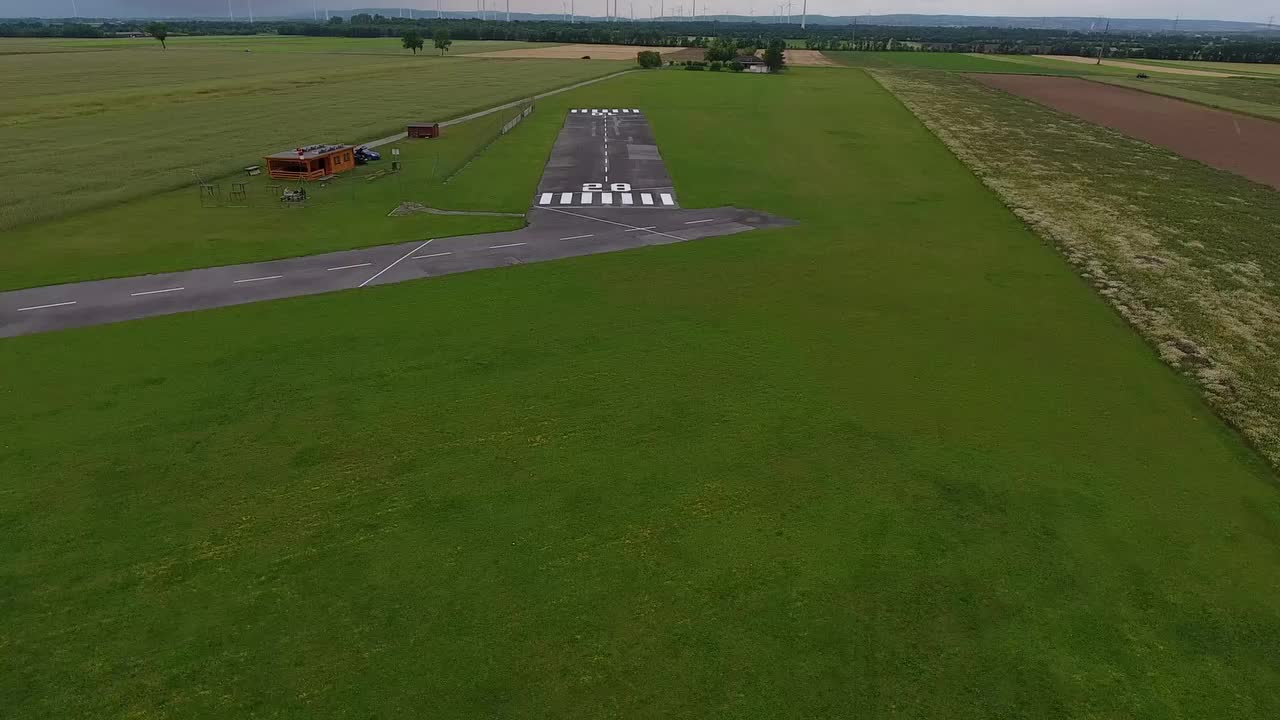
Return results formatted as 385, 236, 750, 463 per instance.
1035, 54, 1239, 78
973, 74, 1280, 190
466, 43, 685, 60
784, 49, 840, 67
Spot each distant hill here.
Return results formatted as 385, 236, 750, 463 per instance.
4, 3, 1278, 35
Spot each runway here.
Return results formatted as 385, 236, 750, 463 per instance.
0, 110, 792, 338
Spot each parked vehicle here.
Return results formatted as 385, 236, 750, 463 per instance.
354, 146, 381, 164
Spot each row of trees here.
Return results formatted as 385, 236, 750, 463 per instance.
400, 29, 453, 55
4, 17, 1280, 64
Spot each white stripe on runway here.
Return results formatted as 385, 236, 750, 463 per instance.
359, 239, 432, 288
539, 192, 553, 205
560, 234, 594, 241
632, 108, 640, 113
641, 193, 654, 206
233, 275, 282, 284
560, 192, 573, 204
621, 193, 633, 205
131, 287, 184, 297
326, 262, 372, 271
660, 193, 675, 206
625, 226, 656, 232
17, 301, 76, 312
601, 192, 613, 205
414, 252, 453, 259
489, 242, 526, 249
580, 192, 592, 204
684, 218, 715, 225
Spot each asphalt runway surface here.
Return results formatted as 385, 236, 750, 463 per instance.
1, 110, 792, 338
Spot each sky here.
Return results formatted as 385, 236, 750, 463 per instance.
6, 0, 1277, 23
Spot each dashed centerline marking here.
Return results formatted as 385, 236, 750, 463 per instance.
233, 275, 282, 284
684, 219, 715, 225
489, 242, 527, 249
559, 234, 594, 241
17, 301, 76, 312
326, 262, 372, 271
414, 252, 453, 259
130, 287, 184, 297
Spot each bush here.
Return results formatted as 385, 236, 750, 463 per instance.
636, 50, 662, 68
729, 60, 744, 72
709, 61, 723, 72
684, 62, 706, 71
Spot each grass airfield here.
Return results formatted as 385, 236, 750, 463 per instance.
2, 43, 1280, 718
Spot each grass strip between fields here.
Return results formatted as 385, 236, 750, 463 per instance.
871, 68, 1280, 470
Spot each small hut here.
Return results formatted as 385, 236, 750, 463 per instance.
407, 122, 441, 139
264, 144, 356, 181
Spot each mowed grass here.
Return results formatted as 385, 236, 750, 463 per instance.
0, 41, 624, 229
821, 50, 1050, 72
3, 69, 1280, 718
0, 103, 535, 291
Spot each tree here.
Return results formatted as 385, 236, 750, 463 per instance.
433, 29, 453, 55
402, 30, 424, 55
350, 13, 373, 24
328, 15, 344, 24
636, 50, 662, 68
704, 37, 736, 63
146, 22, 168, 50
763, 38, 786, 72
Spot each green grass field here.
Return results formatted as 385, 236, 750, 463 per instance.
821, 50, 1052, 72
1120, 57, 1280, 77
0, 39, 624, 230
0, 102, 539, 291
3, 67, 1279, 718
0, 35, 554, 55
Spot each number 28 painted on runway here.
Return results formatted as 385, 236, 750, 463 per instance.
583, 183, 631, 192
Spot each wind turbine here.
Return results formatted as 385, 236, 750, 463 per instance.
248, 0, 255, 23
801, 0, 806, 29
228, 0, 234, 20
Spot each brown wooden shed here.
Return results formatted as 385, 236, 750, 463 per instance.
407, 122, 441, 139
264, 144, 356, 181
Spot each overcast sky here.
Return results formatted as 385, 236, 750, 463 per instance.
7, 1, 1277, 23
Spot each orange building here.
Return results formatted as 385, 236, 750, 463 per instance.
264, 144, 356, 181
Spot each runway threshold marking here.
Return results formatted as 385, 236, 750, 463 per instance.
233, 275, 282, 284
359, 239, 432, 288
17, 301, 76, 312
131, 287, 184, 297
327, 262, 372, 271
536, 207, 686, 242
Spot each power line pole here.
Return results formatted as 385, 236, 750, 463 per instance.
1096, 18, 1109, 65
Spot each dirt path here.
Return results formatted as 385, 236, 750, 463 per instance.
1035, 54, 1239, 77
784, 49, 839, 67
466, 43, 685, 60
973, 73, 1280, 190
